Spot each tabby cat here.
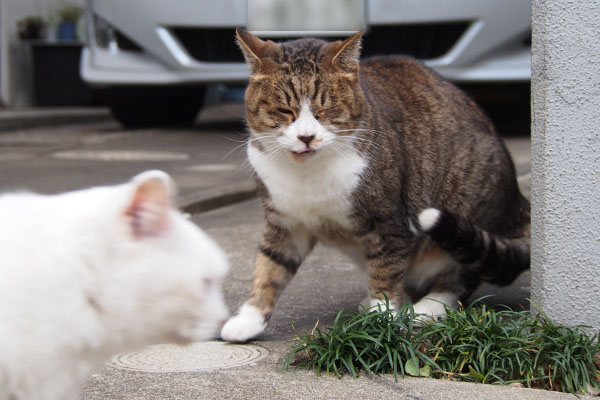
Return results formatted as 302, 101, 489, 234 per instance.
221, 29, 530, 342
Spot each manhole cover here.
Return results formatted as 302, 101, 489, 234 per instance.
53, 150, 190, 162
109, 341, 268, 372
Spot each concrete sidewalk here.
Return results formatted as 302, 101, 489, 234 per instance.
0, 107, 113, 131
1, 106, 588, 399
0, 103, 255, 212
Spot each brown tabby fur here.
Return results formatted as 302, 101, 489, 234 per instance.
236, 29, 530, 323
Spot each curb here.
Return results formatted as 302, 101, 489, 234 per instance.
0, 108, 113, 131
179, 182, 258, 214
178, 170, 531, 216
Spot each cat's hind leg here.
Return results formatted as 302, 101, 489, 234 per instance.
360, 238, 413, 313
404, 242, 469, 323
412, 291, 457, 322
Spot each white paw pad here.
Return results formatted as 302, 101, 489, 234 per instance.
220, 303, 266, 343
412, 292, 456, 325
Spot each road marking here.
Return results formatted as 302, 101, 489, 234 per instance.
52, 150, 190, 162
186, 164, 238, 172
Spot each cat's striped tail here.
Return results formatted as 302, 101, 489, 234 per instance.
417, 208, 530, 286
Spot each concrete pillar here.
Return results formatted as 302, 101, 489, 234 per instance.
531, 0, 600, 331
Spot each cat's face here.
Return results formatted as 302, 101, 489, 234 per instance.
238, 30, 365, 163
90, 171, 230, 344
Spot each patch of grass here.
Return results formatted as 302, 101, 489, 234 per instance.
284, 299, 600, 394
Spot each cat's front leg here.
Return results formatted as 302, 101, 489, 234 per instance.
221, 223, 315, 342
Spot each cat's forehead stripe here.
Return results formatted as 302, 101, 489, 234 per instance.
277, 39, 326, 75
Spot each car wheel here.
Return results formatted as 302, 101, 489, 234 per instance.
107, 86, 206, 128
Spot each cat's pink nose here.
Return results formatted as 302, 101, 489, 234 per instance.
298, 135, 315, 144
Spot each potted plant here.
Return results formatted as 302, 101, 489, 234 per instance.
17, 16, 47, 40
54, 1, 83, 41
29, 1, 90, 106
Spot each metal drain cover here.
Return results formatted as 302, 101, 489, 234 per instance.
109, 341, 268, 373
53, 150, 190, 162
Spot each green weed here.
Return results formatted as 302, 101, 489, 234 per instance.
284, 299, 600, 394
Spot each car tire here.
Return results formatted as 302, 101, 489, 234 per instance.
107, 86, 206, 128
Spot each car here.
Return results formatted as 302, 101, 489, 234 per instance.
80, 0, 531, 127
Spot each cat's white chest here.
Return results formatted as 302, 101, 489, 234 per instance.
248, 145, 367, 230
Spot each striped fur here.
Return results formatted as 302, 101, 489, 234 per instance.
221, 30, 530, 342
418, 208, 530, 286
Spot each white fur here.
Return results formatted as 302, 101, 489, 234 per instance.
220, 303, 266, 343
248, 106, 367, 231
0, 171, 229, 400
412, 291, 457, 323
253, 147, 365, 230
281, 103, 328, 154
236, 102, 367, 342
360, 296, 398, 312
418, 208, 441, 232
404, 253, 457, 296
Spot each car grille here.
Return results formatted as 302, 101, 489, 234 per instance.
170, 22, 469, 63
115, 31, 142, 52
361, 22, 469, 59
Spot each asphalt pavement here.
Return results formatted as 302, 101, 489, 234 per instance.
0, 104, 590, 399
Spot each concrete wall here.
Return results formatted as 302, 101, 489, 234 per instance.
0, 0, 84, 107
531, 0, 600, 331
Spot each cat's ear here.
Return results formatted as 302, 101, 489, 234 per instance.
235, 28, 277, 71
324, 31, 362, 72
124, 170, 176, 238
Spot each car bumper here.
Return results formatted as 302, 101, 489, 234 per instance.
81, 0, 531, 86
80, 47, 250, 86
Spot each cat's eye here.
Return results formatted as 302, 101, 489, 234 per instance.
314, 108, 328, 121
276, 108, 296, 122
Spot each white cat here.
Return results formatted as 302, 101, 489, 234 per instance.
0, 170, 229, 400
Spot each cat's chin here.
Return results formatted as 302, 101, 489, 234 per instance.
290, 149, 316, 162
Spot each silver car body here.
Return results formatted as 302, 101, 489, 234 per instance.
81, 0, 531, 87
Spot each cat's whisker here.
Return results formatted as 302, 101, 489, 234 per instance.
333, 127, 395, 136
222, 135, 278, 161
212, 134, 249, 144
236, 159, 255, 174
327, 142, 366, 163
255, 142, 285, 170
222, 142, 249, 161
330, 138, 381, 159
333, 133, 385, 149
332, 129, 395, 146
328, 141, 356, 155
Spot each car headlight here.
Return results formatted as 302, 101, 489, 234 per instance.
94, 15, 117, 51
93, 15, 142, 53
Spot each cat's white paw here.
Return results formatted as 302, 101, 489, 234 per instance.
220, 303, 266, 343
359, 296, 397, 312
412, 292, 456, 325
